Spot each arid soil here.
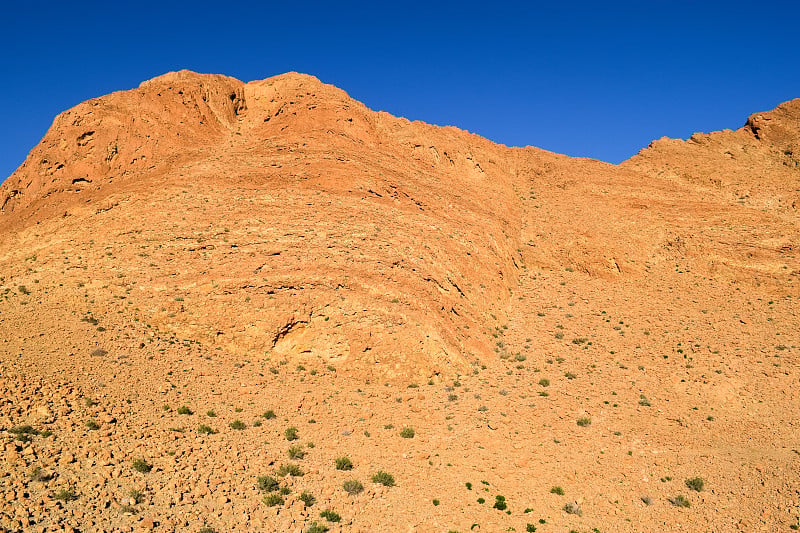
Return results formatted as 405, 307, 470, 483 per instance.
0, 71, 798, 532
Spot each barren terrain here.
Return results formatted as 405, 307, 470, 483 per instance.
1, 71, 798, 532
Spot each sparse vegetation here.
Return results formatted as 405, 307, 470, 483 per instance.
668, 494, 691, 507
263, 493, 284, 507
493, 495, 507, 510
343, 479, 364, 495
132, 459, 153, 473
305, 522, 329, 533
299, 491, 316, 507
277, 463, 304, 477
229, 419, 246, 430
320, 508, 341, 522
550, 486, 565, 495
685, 477, 704, 492
262, 410, 276, 419
400, 427, 415, 438
54, 488, 78, 501
177, 406, 193, 415
285, 426, 299, 441
576, 417, 591, 427
257, 475, 279, 492
288, 445, 305, 459
198, 424, 217, 435
335, 456, 353, 470
30, 466, 52, 482
372, 471, 395, 486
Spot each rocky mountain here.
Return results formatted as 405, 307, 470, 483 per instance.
0, 72, 798, 532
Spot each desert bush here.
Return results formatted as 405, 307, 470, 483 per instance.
288, 445, 305, 459
54, 488, 78, 501
285, 426, 299, 441
372, 471, 395, 487
668, 494, 690, 507
132, 459, 152, 473
685, 477, 704, 491
320, 508, 341, 522
277, 463, 303, 477
257, 475, 279, 492
335, 456, 353, 470
299, 491, 316, 507
400, 427, 415, 439
343, 479, 364, 495
263, 493, 284, 507
493, 495, 507, 510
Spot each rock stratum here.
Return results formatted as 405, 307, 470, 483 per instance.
0, 71, 798, 532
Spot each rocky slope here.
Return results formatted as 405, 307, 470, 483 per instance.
0, 71, 798, 532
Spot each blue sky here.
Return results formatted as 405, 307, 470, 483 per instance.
1, 1, 798, 181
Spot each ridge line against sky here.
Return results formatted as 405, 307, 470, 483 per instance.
1, 1, 799, 182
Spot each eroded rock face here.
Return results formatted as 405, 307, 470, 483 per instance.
1, 72, 799, 380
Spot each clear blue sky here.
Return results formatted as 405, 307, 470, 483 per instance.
2, 1, 798, 181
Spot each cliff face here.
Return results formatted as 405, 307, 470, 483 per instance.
0, 72, 798, 379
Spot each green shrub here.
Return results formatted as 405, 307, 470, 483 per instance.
263, 493, 284, 507
257, 475, 279, 492
288, 445, 305, 459
86, 420, 100, 430
299, 491, 316, 507
54, 488, 77, 501
685, 477, 704, 492
576, 417, 591, 427
177, 406, 193, 415
277, 463, 303, 477
550, 486, 564, 495
132, 459, 152, 473
285, 426, 299, 441
320, 508, 341, 522
372, 471, 395, 487
229, 420, 246, 430
198, 424, 217, 435
335, 456, 353, 470
493, 495, 507, 510
305, 522, 329, 533
343, 479, 364, 495
400, 427, 415, 439
206, 410, 216, 417
262, 410, 276, 419
538, 378, 550, 387
668, 494, 690, 507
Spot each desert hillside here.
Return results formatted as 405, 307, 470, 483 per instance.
1, 71, 798, 532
